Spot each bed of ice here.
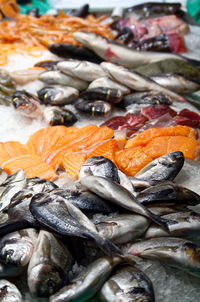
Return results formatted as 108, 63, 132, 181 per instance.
0, 23, 200, 302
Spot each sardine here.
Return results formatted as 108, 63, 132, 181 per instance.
0, 279, 23, 302
39, 70, 88, 90
121, 91, 172, 107
88, 77, 131, 95
75, 99, 112, 116
127, 237, 200, 278
151, 73, 200, 94
99, 265, 155, 302
101, 62, 187, 102
50, 256, 122, 302
37, 86, 79, 105
57, 60, 106, 82
73, 32, 184, 68
79, 156, 120, 183
43, 106, 77, 127
28, 230, 73, 298
80, 176, 169, 230
81, 88, 122, 104
135, 151, 184, 184
96, 214, 149, 244
30, 192, 122, 256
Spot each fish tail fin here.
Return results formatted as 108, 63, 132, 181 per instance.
95, 235, 123, 257
149, 212, 169, 231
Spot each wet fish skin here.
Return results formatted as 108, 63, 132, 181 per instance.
57, 60, 106, 82
28, 230, 73, 298
79, 156, 120, 183
135, 151, 184, 185
117, 170, 136, 196
34, 60, 59, 70
96, 214, 149, 244
37, 86, 79, 106
127, 237, 200, 278
0, 168, 7, 186
88, 77, 131, 95
101, 62, 187, 102
73, 32, 183, 68
0, 229, 38, 267
50, 256, 122, 302
99, 265, 155, 302
80, 176, 169, 230
75, 98, 112, 116
81, 88, 122, 104
0, 279, 23, 302
43, 106, 77, 127
26, 177, 58, 193
30, 192, 122, 256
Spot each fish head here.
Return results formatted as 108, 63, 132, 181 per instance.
73, 32, 100, 49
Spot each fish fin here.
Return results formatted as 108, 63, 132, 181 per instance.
95, 235, 123, 257
149, 212, 170, 231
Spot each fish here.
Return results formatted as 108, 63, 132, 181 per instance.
145, 211, 200, 241
0, 168, 7, 186
135, 151, 185, 184
37, 86, 79, 106
43, 106, 77, 127
0, 279, 23, 302
79, 156, 120, 183
100, 62, 187, 102
68, 3, 89, 18
0, 69, 16, 87
151, 73, 200, 94
99, 265, 155, 302
26, 177, 58, 193
117, 170, 136, 195
127, 237, 200, 278
121, 91, 172, 107
136, 182, 200, 206
28, 230, 73, 298
75, 99, 112, 116
0, 229, 38, 267
80, 176, 169, 230
10, 68, 43, 85
131, 34, 171, 52
49, 256, 122, 302
88, 77, 131, 95
57, 60, 106, 82
96, 214, 149, 244
34, 60, 59, 70
30, 192, 122, 256
81, 88, 122, 104
48, 43, 102, 63
39, 70, 88, 90
73, 32, 185, 68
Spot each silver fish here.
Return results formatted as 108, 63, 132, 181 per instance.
28, 230, 73, 298
121, 90, 173, 106
99, 265, 155, 302
80, 176, 169, 230
145, 211, 200, 241
117, 170, 136, 196
127, 237, 200, 278
0, 229, 38, 267
96, 214, 149, 244
43, 106, 77, 127
26, 177, 58, 193
49, 256, 122, 302
37, 86, 79, 105
101, 62, 187, 102
75, 99, 112, 116
0, 168, 7, 186
88, 77, 131, 95
39, 70, 88, 90
73, 32, 184, 68
57, 60, 106, 82
151, 73, 200, 94
135, 151, 184, 184
0, 279, 23, 302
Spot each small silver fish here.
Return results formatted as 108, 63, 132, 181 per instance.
88, 77, 131, 95
0, 279, 23, 302
37, 86, 79, 105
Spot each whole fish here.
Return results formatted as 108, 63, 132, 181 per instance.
0, 229, 38, 267
145, 211, 200, 241
135, 151, 184, 184
28, 230, 73, 298
81, 88, 122, 104
73, 32, 184, 68
75, 99, 112, 116
37, 86, 79, 105
30, 192, 122, 256
99, 265, 155, 302
88, 77, 131, 95
0, 279, 23, 302
57, 60, 106, 82
127, 237, 200, 278
151, 73, 200, 94
96, 214, 149, 244
136, 182, 200, 206
26, 177, 58, 193
39, 70, 88, 90
79, 156, 120, 183
49, 256, 122, 302
117, 170, 136, 195
101, 62, 187, 102
43, 106, 77, 127
80, 176, 169, 230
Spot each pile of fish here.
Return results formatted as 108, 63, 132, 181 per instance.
1, 151, 200, 301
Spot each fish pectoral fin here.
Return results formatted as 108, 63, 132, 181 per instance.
141, 248, 172, 260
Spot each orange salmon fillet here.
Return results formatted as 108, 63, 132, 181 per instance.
0, 141, 30, 166
62, 152, 87, 180
88, 139, 120, 163
2, 154, 57, 180
144, 136, 200, 160
125, 125, 198, 148
115, 146, 153, 176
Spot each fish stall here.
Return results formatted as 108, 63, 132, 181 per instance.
0, 0, 200, 301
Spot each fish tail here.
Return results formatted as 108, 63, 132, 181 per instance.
95, 235, 123, 257
149, 212, 169, 231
